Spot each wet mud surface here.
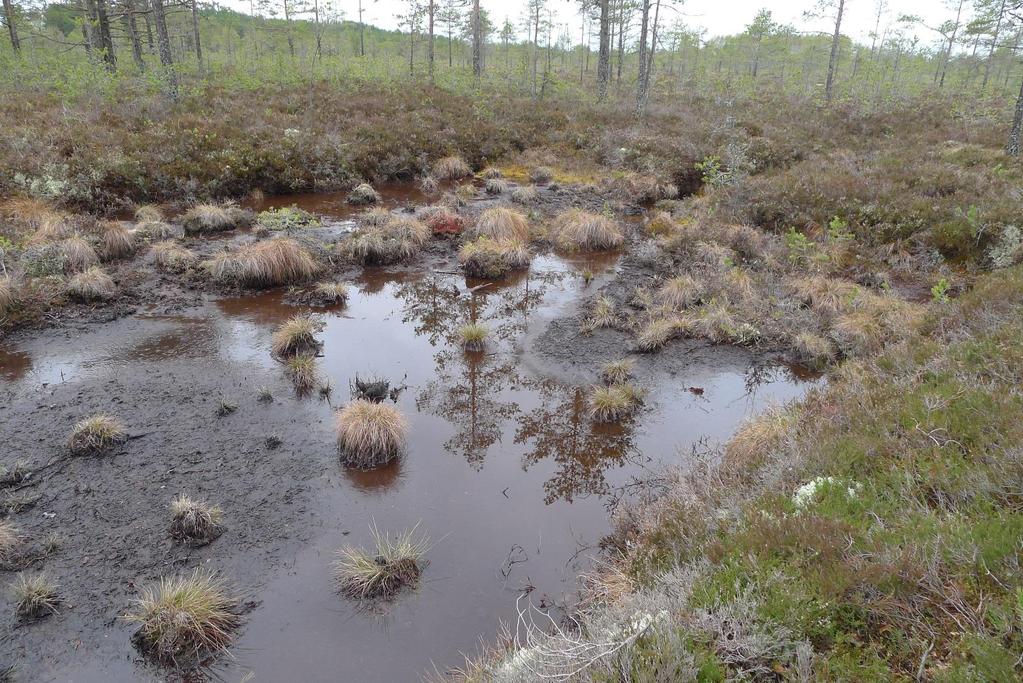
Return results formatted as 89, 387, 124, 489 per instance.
1, 186, 821, 682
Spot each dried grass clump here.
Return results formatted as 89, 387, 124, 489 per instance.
830, 294, 922, 357
150, 241, 197, 272
206, 238, 319, 288
480, 166, 502, 179
333, 525, 429, 599
284, 354, 320, 393
418, 175, 439, 194
0, 276, 18, 314
458, 237, 531, 279
13, 573, 59, 619
59, 235, 100, 273
582, 296, 618, 332
656, 274, 703, 310
690, 302, 759, 345
724, 405, 796, 471
485, 178, 509, 195
345, 217, 430, 265
634, 317, 684, 352
0, 521, 19, 563
101, 223, 136, 260
310, 282, 349, 306
361, 206, 393, 227
182, 204, 244, 234
458, 323, 489, 352
529, 166, 554, 183
434, 155, 472, 180
600, 358, 635, 385
134, 205, 164, 223
788, 276, 860, 318
792, 332, 837, 369
347, 183, 381, 205
589, 384, 642, 422
26, 216, 73, 245
551, 210, 625, 251
645, 211, 676, 237
271, 315, 323, 357
66, 266, 116, 302
137, 221, 184, 241
67, 414, 127, 455
472, 207, 530, 242
126, 568, 240, 665
335, 400, 408, 469
0, 197, 64, 231
511, 185, 538, 204
169, 495, 224, 544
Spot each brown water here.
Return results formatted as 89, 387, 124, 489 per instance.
1, 254, 819, 682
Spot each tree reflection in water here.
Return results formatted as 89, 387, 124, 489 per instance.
395, 262, 640, 501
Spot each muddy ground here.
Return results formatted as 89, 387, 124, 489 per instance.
0, 182, 820, 681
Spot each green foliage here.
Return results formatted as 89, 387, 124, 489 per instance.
256, 206, 320, 231
931, 277, 951, 303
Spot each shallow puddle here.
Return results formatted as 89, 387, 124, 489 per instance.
1, 252, 819, 682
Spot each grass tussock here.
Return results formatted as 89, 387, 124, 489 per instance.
582, 296, 618, 332
551, 209, 624, 251
0, 276, 18, 314
345, 216, 431, 265
434, 155, 472, 180
792, 331, 837, 369
67, 414, 127, 455
457, 323, 488, 352
59, 235, 99, 273
126, 568, 240, 665
169, 495, 224, 544
484, 178, 508, 195
12, 573, 59, 619
634, 317, 684, 352
600, 358, 635, 385
458, 237, 531, 279
347, 183, 381, 205
150, 241, 197, 272
284, 354, 320, 393
510, 185, 538, 204
137, 220, 183, 241
206, 238, 319, 288
134, 205, 164, 223
333, 524, 429, 599
181, 204, 247, 234
335, 400, 408, 469
310, 282, 349, 306
66, 266, 116, 302
271, 315, 323, 357
723, 404, 797, 471
100, 223, 136, 260
0, 521, 19, 563
589, 384, 643, 422
656, 274, 703, 310
421, 205, 464, 236
471, 207, 530, 242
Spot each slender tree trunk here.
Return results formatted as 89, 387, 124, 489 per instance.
938, 0, 964, 88
2, 0, 20, 53
636, 0, 649, 106
597, 0, 610, 99
471, 0, 481, 79
190, 0, 203, 67
142, 0, 154, 52
151, 0, 177, 96
825, 0, 845, 103
982, 0, 1006, 91
615, 0, 624, 82
95, 0, 116, 70
283, 0, 294, 58
427, 0, 435, 82
358, 0, 365, 56
123, 0, 145, 70
1008, 75, 1023, 156
447, 24, 452, 67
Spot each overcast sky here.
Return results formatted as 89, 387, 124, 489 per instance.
221, 0, 960, 46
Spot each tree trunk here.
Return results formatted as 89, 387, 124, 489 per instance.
2, 0, 20, 53
151, 0, 177, 96
95, 0, 116, 71
938, 0, 964, 89
983, 0, 1005, 90
427, 0, 435, 82
123, 0, 145, 70
597, 0, 610, 100
1008, 75, 1023, 156
825, 0, 845, 103
358, 0, 365, 57
190, 0, 202, 67
636, 0, 650, 107
471, 0, 481, 79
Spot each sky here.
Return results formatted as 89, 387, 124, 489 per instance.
222, 0, 959, 46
